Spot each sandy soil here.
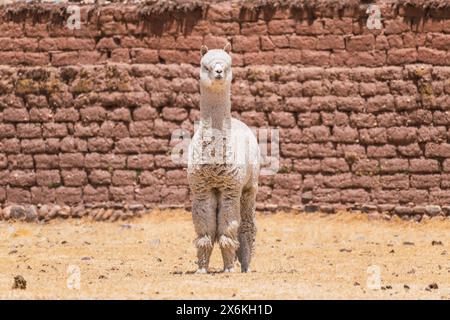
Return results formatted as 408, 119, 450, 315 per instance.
0, 210, 449, 300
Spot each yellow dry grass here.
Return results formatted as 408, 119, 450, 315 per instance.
0, 210, 449, 300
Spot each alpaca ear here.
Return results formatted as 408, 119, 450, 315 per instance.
200, 45, 208, 56
223, 42, 232, 53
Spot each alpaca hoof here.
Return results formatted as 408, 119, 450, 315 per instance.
241, 267, 250, 273
223, 267, 235, 273
195, 268, 207, 274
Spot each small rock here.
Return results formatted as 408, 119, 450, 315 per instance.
428, 283, 438, 290
128, 203, 144, 211
304, 204, 319, 213
10, 205, 27, 220
320, 205, 335, 214
101, 209, 113, 220
38, 205, 50, 219
425, 205, 441, 217
26, 205, 38, 222
72, 205, 86, 218
394, 206, 412, 216
432, 240, 443, 246
48, 205, 61, 219
12, 275, 27, 290
361, 204, 378, 213
94, 208, 105, 221
404, 285, 410, 290
58, 205, 71, 218
339, 248, 352, 253
403, 241, 415, 246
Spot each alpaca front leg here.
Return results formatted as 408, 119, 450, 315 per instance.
217, 195, 241, 272
192, 192, 217, 273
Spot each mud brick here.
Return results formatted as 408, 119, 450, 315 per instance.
34, 154, 59, 169
16, 123, 42, 138
308, 143, 336, 158
88, 170, 112, 185
409, 159, 440, 173
359, 128, 387, 144
87, 138, 114, 152
301, 126, 330, 143
135, 186, 161, 203
112, 170, 136, 186
341, 189, 370, 203
80, 106, 107, 122
0, 124, 16, 138
3, 108, 29, 122
85, 153, 126, 169
161, 186, 189, 204
29, 108, 53, 122
386, 127, 417, 145
379, 159, 409, 173
8, 170, 35, 187
367, 145, 397, 158
387, 48, 417, 65
31, 186, 55, 204
380, 174, 409, 189
314, 188, 341, 203
281, 143, 309, 158
59, 153, 85, 168
310, 96, 336, 111
321, 158, 349, 173
321, 112, 349, 126
129, 121, 154, 137
83, 185, 109, 203
297, 113, 321, 127
21, 138, 46, 153
62, 170, 87, 187
8, 154, 34, 169
74, 123, 100, 137
425, 143, 450, 158
36, 170, 61, 187
332, 126, 358, 143
127, 155, 154, 169
55, 187, 82, 204
346, 35, 375, 51
60, 137, 88, 153
398, 144, 422, 157
54, 108, 80, 122
7, 187, 31, 203
0, 138, 21, 154
399, 189, 429, 204
352, 159, 379, 175
410, 175, 441, 189
110, 186, 135, 202
349, 114, 377, 128
166, 170, 188, 186
43, 123, 67, 138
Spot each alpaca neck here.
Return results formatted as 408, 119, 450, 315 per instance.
200, 84, 231, 131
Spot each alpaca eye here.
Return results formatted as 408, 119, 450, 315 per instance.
203, 65, 210, 72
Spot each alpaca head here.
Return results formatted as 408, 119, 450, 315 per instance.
199, 43, 232, 91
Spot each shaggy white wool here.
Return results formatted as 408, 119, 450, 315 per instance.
187, 43, 260, 273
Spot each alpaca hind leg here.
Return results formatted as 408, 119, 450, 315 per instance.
237, 185, 257, 273
192, 191, 218, 273
217, 193, 241, 272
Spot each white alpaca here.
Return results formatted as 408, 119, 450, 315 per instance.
187, 43, 260, 273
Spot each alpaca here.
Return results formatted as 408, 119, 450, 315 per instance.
187, 43, 260, 273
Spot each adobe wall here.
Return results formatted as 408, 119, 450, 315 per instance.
0, 0, 450, 219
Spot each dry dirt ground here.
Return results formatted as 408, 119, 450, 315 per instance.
0, 209, 449, 300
